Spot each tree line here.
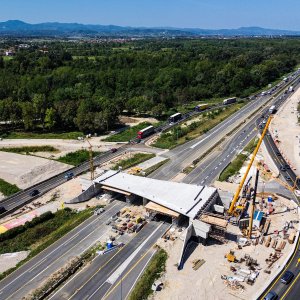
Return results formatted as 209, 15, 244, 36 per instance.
0, 38, 299, 134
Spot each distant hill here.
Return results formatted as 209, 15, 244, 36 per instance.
0, 20, 299, 37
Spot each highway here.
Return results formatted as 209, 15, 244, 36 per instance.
0, 71, 299, 300
0, 201, 126, 300
1, 70, 298, 218
0, 149, 126, 216
49, 221, 169, 300
180, 75, 300, 187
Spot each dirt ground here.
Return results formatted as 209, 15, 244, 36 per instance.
118, 116, 158, 127
0, 251, 29, 273
269, 88, 300, 175
0, 151, 71, 189
154, 196, 298, 300
0, 137, 122, 159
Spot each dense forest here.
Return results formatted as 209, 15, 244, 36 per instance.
0, 38, 300, 133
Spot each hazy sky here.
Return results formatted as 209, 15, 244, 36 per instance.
1, 0, 299, 30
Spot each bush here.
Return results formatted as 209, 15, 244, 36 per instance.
128, 249, 168, 300
0, 179, 20, 196
0, 209, 76, 254
0, 146, 58, 154
112, 153, 155, 170
57, 149, 101, 166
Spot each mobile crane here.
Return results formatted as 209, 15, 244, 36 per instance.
228, 115, 273, 216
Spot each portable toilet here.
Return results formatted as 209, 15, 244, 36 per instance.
106, 240, 113, 249
253, 211, 264, 228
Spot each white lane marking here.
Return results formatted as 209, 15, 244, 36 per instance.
87, 224, 164, 300
0, 202, 120, 293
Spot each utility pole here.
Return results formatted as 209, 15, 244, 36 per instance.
86, 139, 95, 181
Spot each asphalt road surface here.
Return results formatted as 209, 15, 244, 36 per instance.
49, 221, 169, 300
1, 71, 299, 300
0, 201, 126, 300
0, 150, 126, 216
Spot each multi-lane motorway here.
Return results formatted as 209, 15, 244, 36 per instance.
49, 222, 169, 300
0, 70, 300, 300
0, 201, 127, 300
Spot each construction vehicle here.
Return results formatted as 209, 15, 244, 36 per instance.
128, 167, 142, 175
225, 250, 237, 262
248, 169, 260, 238
228, 116, 273, 216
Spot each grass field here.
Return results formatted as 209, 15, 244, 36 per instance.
219, 137, 258, 182
112, 153, 155, 170
104, 122, 152, 142
0, 145, 58, 154
57, 149, 101, 166
153, 103, 245, 149
128, 248, 168, 300
137, 159, 170, 177
0, 131, 83, 140
0, 178, 20, 196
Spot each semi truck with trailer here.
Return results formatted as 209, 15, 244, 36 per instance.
195, 103, 210, 112
223, 97, 237, 105
137, 125, 155, 139
168, 112, 182, 124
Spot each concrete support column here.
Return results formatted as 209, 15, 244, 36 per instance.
142, 197, 149, 206
126, 194, 136, 204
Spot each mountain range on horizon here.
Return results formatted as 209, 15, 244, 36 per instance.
0, 20, 299, 37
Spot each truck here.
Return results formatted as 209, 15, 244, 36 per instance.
269, 105, 276, 114
195, 103, 209, 112
168, 112, 182, 124
137, 125, 155, 139
223, 97, 237, 105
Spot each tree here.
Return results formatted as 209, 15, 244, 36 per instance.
44, 108, 56, 130
21, 102, 35, 130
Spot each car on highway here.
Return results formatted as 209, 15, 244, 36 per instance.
111, 148, 117, 153
285, 175, 292, 181
284, 164, 291, 169
276, 151, 281, 156
64, 172, 74, 180
264, 291, 278, 300
281, 270, 294, 284
29, 189, 39, 197
0, 206, 6, 214
280, 166, 287, 171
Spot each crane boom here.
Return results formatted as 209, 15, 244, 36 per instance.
228, 116, 273, 214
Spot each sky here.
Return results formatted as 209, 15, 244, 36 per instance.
0, 0, 299, 30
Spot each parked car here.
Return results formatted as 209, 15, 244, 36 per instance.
276, 151, 281, 156
281, 270, 294, 284
264, 291, 278, 300
0, 206, 6, 214
29, 189, 39, 197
